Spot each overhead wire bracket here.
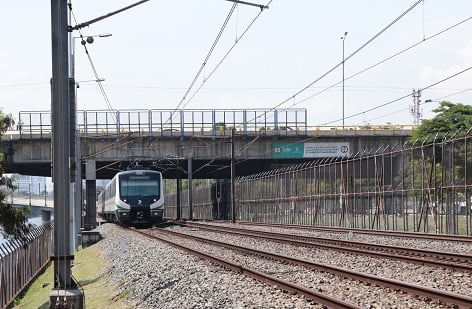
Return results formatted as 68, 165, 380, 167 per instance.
225, 0, 269, 10
69, 0, 150, 31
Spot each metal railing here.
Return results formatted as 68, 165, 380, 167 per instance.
0, 223, 53, 308
15, 108, 308, 139
9, 109, 418, 140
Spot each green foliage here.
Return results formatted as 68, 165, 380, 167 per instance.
411, 101, 472, 142
165, 179, 212, 194
0, 199, 31, 242
0, 111, 14, 133
0, 110, 31, 242
401, 100, 472, 196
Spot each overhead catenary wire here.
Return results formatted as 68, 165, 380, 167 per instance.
285, 14, 472, 111
360, 87, 472, 124
210, 65, 472, 173
70, 8, 470, 99
79, 66, 472, 176
81, 45, 116, 122
181, 0, 273, 109
237, 0, 424, 129
270, 0, 424, 113
319, 65, 472, 126
165, 3, 238, 125
69, 4, 116, 122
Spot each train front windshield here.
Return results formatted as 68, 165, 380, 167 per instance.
119, 173, 160, 200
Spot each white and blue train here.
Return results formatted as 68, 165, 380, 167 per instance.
97, 169, 165, 225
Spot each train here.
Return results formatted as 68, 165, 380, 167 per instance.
97, 169, 165, 225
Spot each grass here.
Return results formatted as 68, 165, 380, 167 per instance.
13, 242, 135, 309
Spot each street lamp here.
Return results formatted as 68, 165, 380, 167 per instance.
71, 33, 112, 78
341, 31, 348, 129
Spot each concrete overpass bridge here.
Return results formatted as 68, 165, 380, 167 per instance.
1, 108, 414, 180
7, 194, 54, 226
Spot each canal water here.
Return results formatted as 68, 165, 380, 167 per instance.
0, 215, 48, 245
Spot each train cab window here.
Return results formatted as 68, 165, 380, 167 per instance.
119, 174, 161, 199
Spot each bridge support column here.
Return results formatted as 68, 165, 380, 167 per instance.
41, 210, 51, 225
188, 154, 193, 220
84, 160, 96, 230
176, 178, 181, 220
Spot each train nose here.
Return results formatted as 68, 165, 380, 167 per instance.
136, 211, 144, 220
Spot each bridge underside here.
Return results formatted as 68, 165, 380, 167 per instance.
6, 158, 314, 180
2, 131, 409, 180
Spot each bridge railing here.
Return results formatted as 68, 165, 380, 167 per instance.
8, 195, 54, 208
14, 108, 309, 139
8, 109, 416, 140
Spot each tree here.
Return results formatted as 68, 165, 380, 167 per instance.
0, 111, 31, 242
405, 101, 472, 215
411, 101, 472, 142
409, 101, 472, 183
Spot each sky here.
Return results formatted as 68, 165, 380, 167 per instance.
1, 0, 472, 128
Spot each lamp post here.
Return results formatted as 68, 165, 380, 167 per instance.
341, 31, 348, 129
71, 33, 112, 79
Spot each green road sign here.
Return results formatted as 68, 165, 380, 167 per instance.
272, 142, 350, 158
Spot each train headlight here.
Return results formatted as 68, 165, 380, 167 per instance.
117, 210, 129, 218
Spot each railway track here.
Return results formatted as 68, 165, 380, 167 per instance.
127, 226, 359, 309
179, 221, 472, 272
127, 224, 472, 308
239, 221, 472, 243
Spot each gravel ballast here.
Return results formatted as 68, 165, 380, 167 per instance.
96, 223, 471, 308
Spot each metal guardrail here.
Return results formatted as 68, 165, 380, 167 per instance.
2, 109, 416, 140
0, 223, 53, 308
8, 196, 54, 208
13, 108, 309, 139
4, 189, 54, 209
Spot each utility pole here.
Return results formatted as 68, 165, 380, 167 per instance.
50, 1, 151, 307
50, 0, 82, 307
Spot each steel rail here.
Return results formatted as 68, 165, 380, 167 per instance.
181, 222, 472, 272
125, 226, 360, 309
239, 221, 472, 243
147, 225, 472, 308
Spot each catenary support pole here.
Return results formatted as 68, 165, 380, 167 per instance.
50, 0, 84, 307
231, 128, 236, 223
188, 154, 193, 220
